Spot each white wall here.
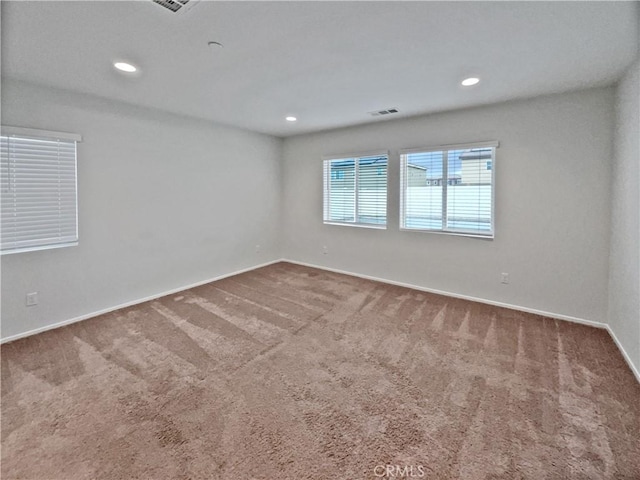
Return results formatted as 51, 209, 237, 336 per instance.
609, 58, 640, 376
0, 81, 625, 353
1, 80, 282, 340
282, 88, 615, 324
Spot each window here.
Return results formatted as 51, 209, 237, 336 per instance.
400, 141, 497, 237
1, 127, 81, 254
323, 152, 388, 228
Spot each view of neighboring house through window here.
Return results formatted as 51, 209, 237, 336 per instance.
323, 153, 388, 228
1, 127, 80, 254
400, 142, 497, 237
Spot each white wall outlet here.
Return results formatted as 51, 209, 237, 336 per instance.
323, 245, 328, 255
255, 244, 261, 253
26, 292, 38, 306
501, 273, 509, 284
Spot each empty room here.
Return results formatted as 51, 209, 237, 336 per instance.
1, 1, 639, 479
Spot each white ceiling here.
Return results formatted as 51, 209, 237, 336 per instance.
2, 1, 638, 137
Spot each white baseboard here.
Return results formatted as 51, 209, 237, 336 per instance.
605, 325, 640, 383
5, 257, 636, 385
282, 259, 640, 383
280, 258, 608, 329
0, 259, 281, 345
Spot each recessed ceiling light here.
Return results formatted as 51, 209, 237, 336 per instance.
286, 116, 297, 122
461, 77, 480, 86
114, 62, 137, 73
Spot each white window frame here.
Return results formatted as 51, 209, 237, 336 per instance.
400, 140, 498, 239
323, 150, 389, 229
1, 126, 81, 255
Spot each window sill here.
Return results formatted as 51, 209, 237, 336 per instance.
1, 241, 79, 255
324, 221, 387, 230
399, 227, 493, 240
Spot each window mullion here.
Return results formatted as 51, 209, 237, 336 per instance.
399, 155, 405, 229
354, 158, 359, 224
442, 150, 448, 230
490, 147, 496, 235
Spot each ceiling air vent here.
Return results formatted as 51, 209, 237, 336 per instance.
152, 0, 200, 15
369, 108, 399, 117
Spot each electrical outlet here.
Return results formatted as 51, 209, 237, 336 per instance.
26, 292, 38, 306
323, 245, 328, 255
501, 273, 509, 284
255, 244, 261, 253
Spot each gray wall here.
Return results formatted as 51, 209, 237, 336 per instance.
1, 80, 282, 339
609, 58, 640, 376
282, 88, 615, 324
2, 81, 630, 374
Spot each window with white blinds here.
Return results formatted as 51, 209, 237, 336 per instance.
400, 141, 497, 238
1, 127, 81, 254
323, 152, 388, 228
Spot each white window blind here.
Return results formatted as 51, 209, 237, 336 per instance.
1, 127, 81, 254
323, 153, 388, 228
400, 141, 497, 238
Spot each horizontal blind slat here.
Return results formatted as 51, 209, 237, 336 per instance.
324, 155, 387, 227
401, 146, 494, 235
1, 132, 78, 254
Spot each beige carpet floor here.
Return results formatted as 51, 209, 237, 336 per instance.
1, 262, 639, 479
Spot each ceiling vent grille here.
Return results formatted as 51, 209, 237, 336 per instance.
369, 108, 399, 117
152, 0, 200, 14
